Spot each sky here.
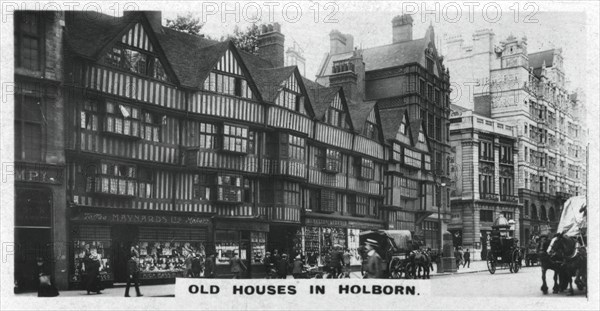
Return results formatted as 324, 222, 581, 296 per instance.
160, 1, 589, 92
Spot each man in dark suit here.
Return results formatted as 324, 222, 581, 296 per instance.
463, 249, 471, 268
125, 253, 143, 297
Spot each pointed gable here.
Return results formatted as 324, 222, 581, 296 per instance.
121, 22, 154, 52
304, 80, 354, 130
410, 119, 430, 153
379, 107, 411, 146
201, 45, 261, 100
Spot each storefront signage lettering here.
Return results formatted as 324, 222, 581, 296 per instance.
75, 212, 210, 226
12, 163, 63, 184
140, 271, 182, 279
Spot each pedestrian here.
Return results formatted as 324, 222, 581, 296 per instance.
84, 249, 103, 294
292, 255, 304, 279
458, 247, 464, 267
191, 253, 202, 277
364, 239, 384, 279
463, 249, 471, 268
204, 253, 216, 278
277, 253, 290, 279
124, 253, 143, 297
34, 257, 59, 297
264, 252, 275, 278
342, 248, 352, 278
329, 245, 344, 278
230, 252, 246, 279
184, 253, 193, 277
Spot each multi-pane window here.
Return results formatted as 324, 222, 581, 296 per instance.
480, 140, 493, 161
326, 107, 346, 128
276, 90, 304, 112
502, 211, 514, 221
365, 121, 378, 140
81, 101, 99, 131
320, 189, 337, 212
138, 168, 153, 198
104, 102, 141, 138
427, 84, 434, 101
323, 149, 342, 172
480, 210, 494, 222
14, 95, 43, 161
203, 72, 253, 99
223, 124, 251, 153
479, 172, 494, 194
357, 158, 374, 180
419, 79, 426, 96
15, 12, 41, 70
423, 154, 431, 171
104, 44, 169, 81
435, 89, 440, 105
141, 111, 163, 142
428, 113, 434, 136
283, 134, 305, 161
403, 148, 422, 168
500, 144, 513, 164
435, 117, 441, 141
392, 143, 402, 162
217, 175, 243, 202
198, 123, 217, 149
90, 162, 138, 197
193, 174, 212, 201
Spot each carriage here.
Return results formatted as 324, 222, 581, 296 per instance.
486, 216, 522, 274
359, 230, 414, 279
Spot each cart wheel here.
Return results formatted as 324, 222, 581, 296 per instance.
389, 258, 402, 279
512, 250, 521, 273
486, 253, 496, 274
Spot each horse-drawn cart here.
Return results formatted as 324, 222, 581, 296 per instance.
486, 216, 522, 274
359, 230, 414, 279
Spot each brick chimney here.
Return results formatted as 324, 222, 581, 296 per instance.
257, 23, 285, 68
329, 49, 365, 101
392, 14, 413, 43
329, 30, 354, 54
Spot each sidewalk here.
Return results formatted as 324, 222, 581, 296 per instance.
431, 259, 489, 276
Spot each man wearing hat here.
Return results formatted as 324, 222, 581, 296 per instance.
277, 253, 290, 279
364, 239, 383, 279
292, 255, 304, 279
125, 251, 143, 297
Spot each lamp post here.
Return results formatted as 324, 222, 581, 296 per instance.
439, 182, 446, 253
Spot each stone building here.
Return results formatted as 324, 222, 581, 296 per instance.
444, 30, 587, 243
449, 105, 520, 257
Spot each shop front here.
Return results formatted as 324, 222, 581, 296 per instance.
213, 218, 269, 278
299, 214, 384, 266
69, 207, 211, 288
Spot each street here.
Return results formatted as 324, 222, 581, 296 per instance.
14, 261, 587, 298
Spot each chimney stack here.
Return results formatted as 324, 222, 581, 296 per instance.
392, 14, 413, 43
329, 30, 354, 55
257, 23, 285, 68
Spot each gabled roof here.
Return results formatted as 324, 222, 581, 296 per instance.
250, 66, 297, 102
347, 99, 377, 135
379, 107, 408, 142
302, 78, 338, 117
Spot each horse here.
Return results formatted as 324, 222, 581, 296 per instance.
538, 235, 564, 294
408, 250, 431, 279
547, 233, 587, 295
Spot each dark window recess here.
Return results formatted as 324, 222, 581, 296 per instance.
14, 95, 43, 161
15, 12, 41, 70
320, 189, 337, 213
480, 210, 494, 222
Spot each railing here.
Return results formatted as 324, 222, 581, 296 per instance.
261, 158, 307, 179
185, 149, 260, 173
256, 203, 302, 223
480, 192, 499, 201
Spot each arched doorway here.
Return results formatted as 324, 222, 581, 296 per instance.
531, 204, 538, 220
540, 205, 547, 221
548, 207, 556, 222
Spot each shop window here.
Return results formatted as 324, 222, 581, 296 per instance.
137, 227, 207, 274
480, 210, 494, 222
250, 232, 266, 264
222, 124, 252, 154
215, 230, 239, 265
103, 102, 141, 139
71, 225, 112, 283
15, 12, 41, 70
14, 95, 43, 161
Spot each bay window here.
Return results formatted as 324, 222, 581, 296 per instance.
198, 123, 217, 149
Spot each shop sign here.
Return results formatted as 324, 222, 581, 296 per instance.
305, 218, 348, 228
73, 211, 211, 226
12, 163, 63, 184
140, 271, 182, 279
348, 221, 383, 230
